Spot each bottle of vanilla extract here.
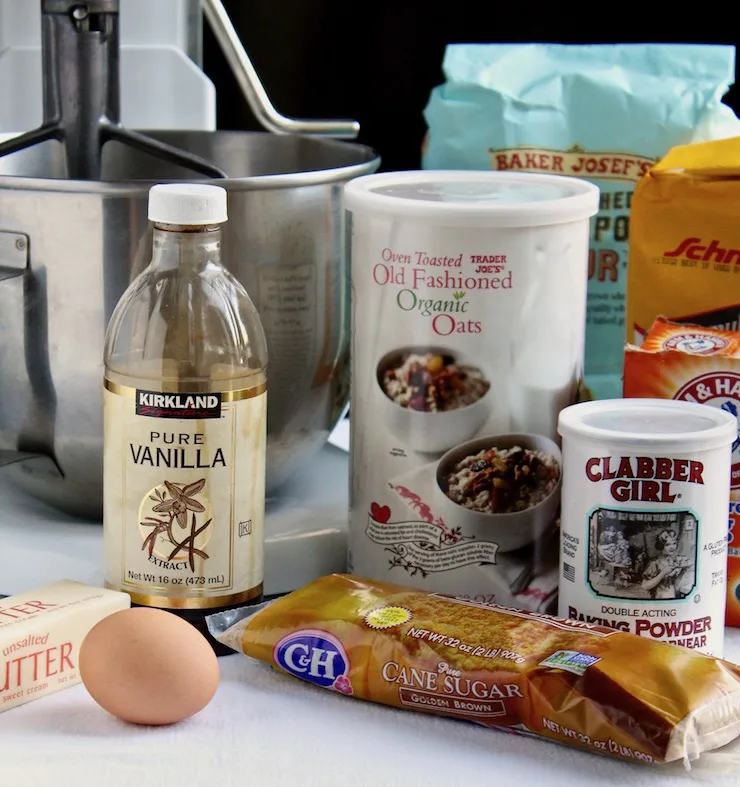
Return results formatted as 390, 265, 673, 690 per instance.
103, 183, 267, 655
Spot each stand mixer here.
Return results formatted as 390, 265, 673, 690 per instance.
0, 0, 376, 590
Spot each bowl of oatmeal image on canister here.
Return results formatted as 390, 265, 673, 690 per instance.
376, 346, 492, 453
434, 433, 562, 552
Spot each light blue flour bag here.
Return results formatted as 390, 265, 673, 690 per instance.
423, 43, 740, 400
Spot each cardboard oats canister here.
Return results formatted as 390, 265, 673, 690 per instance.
344, 170, 599, 610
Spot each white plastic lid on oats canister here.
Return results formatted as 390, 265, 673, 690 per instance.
558, 398, 737, 452
343, 170, 600, 227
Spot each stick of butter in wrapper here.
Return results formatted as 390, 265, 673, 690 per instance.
208, 574, 740, 769
0, 580, 130, 712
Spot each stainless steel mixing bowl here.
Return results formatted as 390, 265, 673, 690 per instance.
0, 131, 379, 518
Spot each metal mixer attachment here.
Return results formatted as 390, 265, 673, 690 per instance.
0, 0, 226, 180
201, 0, 360, 139
0, 0, 360, 180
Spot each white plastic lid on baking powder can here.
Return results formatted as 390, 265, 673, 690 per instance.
344, 169, 599, 604
557, 398, 736, 658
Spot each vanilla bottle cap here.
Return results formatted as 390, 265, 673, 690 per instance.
148, 183, 228, 226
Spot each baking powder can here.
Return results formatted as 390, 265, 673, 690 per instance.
557, 398, 736, 657
344, 170, 598, 610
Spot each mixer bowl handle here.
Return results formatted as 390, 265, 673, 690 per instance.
202, 0, 360, 139
0, 231, 63, 478
0, 232, 28, 282
0, 449, 61, 473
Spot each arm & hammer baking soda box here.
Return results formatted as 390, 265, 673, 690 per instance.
624, 317, 740, 625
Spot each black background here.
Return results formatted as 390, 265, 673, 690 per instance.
202, 1, 740, 172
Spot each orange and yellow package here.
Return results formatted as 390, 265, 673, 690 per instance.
208, 573, 740, 768
624, 317, 740, 626
626, 136, 740, 345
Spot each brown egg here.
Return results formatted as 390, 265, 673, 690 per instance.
79, 607, 219, 725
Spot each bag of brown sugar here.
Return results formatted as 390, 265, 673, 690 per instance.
209, 573, 740, 772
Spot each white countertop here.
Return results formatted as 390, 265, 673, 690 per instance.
2, 437, 740, 786
2, 632, 740, 787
